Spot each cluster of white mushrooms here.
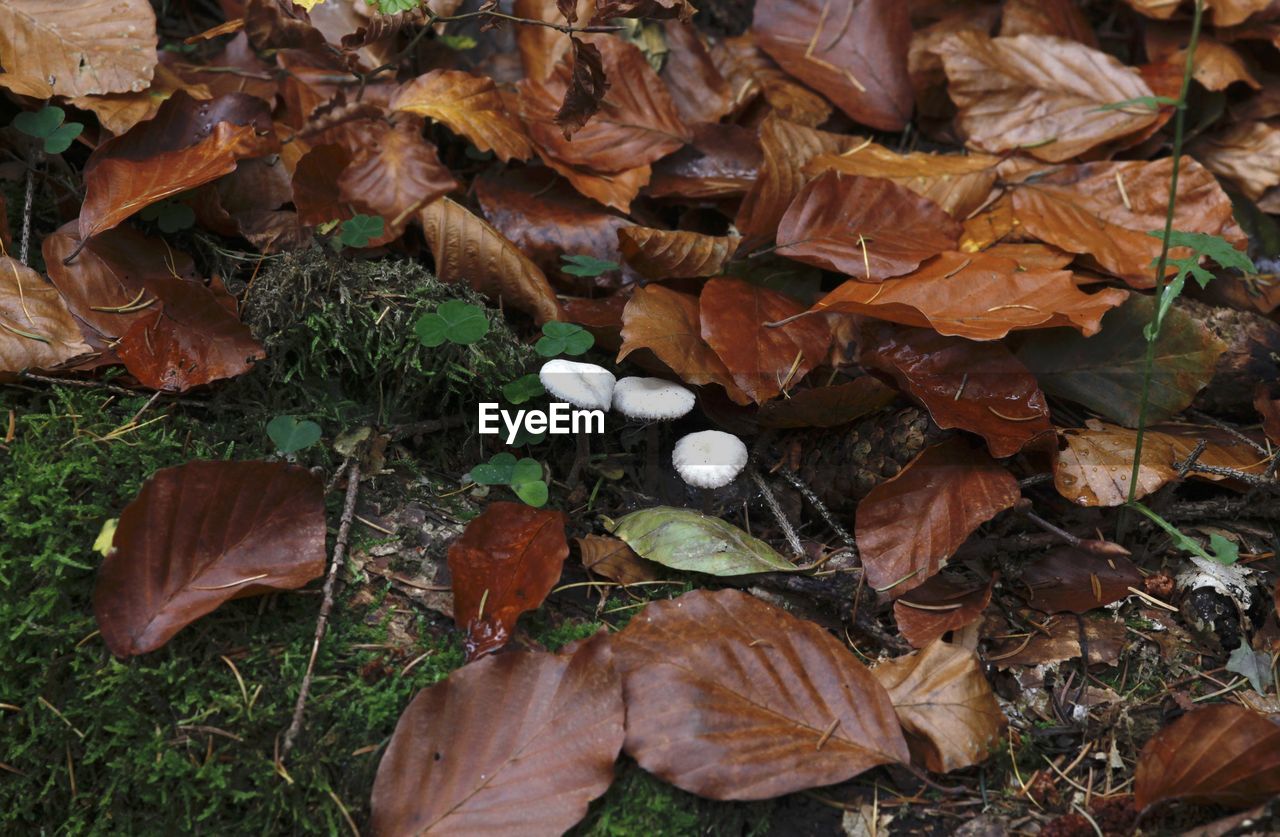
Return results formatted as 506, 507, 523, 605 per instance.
538, 359, 748, 489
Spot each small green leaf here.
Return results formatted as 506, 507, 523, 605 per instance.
510, 458, 543, 486
508, 426, 546, 447
336, 214, 384, 248
1098, 95, 1178, 112
415, 301, 489, 347
12, 106, 66, 139
513, 479, 549, 507
266, 415, 322, 454
605, 506, 797, 576
140, 200, 195, 233
502, 373, 545, 404
1207, 532, 1240, 566
42, 122, 83, 154
535, 321, 594, 357
438, 34, 477, 50
561, 254, 620, 278
470, 452, 517, 485
1226, 640, 1275, 693
1152, 229, 1256, 275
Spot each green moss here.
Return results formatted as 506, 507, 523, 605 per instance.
574, 764, 774, 837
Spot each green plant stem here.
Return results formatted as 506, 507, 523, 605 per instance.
1123, 0, 1205, 518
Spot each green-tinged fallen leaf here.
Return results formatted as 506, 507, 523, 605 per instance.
1017, 295, 1225, 427
1226, 641, 1275, 694
266, 415, 322, 454
604, 506, 796, 576
513, 479, 548, 507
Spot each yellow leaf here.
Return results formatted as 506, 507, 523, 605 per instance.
94, 518, 118, 557
293, 0, 326, 9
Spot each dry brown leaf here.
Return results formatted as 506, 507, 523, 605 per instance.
0, 257, 92, 375
542, 155, 652, 213
699, 277, 832, 404
660, 21, 735, 126
811, 250, 1128, 340
612, 589, 910, 799
753, 0, 913, 131
1135, 704, 1280, 811
418, 198, 563, 325
1146, 27, 1261, 92
617, 227, 741, 280
776, 172, 960, 280
1000, 0, 1098, 46
1010, 157, 1247, 286
855, 438, 1020, 597
576, 535, 659, 585
937, 32, 1158, 162
1208, 0, 1279, 27
805, 143, 1001, 219
391, 69, 534, 162
649, 123, 762, 200
893, 574, 995, 649
69, 64, 212, 137
1021, 544, 1142, 614
291, 143, 353, 227
1193, 121, 1280, 201
0, 0, 157, 98
617, 285, 750, 404
873, 641, 1006, 773
338, 121, 456, 242
712, 34, 835, 127
989, 614, 1125, 668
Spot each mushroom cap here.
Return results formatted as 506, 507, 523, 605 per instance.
539, 359, 616, 410
672, 430, 748, 489
612, 376, 696, 421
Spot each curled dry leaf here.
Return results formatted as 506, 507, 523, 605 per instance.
700, 277, 831, 404
893, 574, 995, 649
712, 35, 834, 128
337, 121, 457, 242
553, 36, 611, 138
576, 534, 659, 585
418, 197, 564, 325
540, 157, 652, 214
776, 172, 960, 281
113, 276, 265, 392
617, 227, 741, 280
1021, 544, 1142, 614
92, 460, 326, 657
860, 323, 1051, 459
1010, 157, 1246, 287
757, 376, 897, 429
855, 438, 1020, 597
0, 257, 92, 375
371, 635, 624, 836
618, 285, 750, 404
988, 614, 1125, 668
937, 32, 1158, 162
752, 0, 912, 131
391, 69, 533, 162
1193, 121, 1280, 201
0, 0, 157, 98
1017, 295, 1226, 427
873, 641, 1006, 773
1000, 0, 1098, 46
612, 589, 910, 799
805, 143, 1001, 219
1135, 704, 1280, 811
735, 115, 864, 249
80, 93, 278, 240
70, 64, 212, 137
811, 250, 1128, 340
1146, 26, 1260, 92
518, 36, 689, 171
447, 501, 570, 660
244, 0, 327, 51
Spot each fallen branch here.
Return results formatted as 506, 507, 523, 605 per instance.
281, 458, 362, 760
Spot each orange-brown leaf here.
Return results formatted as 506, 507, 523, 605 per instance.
391, 69, 533, 162
338, 122, 456, 242
447, 502, 570, 661
613, 589, 910, 799
1192, 121, 1280, 201
776, 172, 960, 281
805, 143, 1000, 219
0, 257, 92, 375
659, 22, 735, 126
893, 574, 995, 649
856, 438, 1020, 597
617, 227, 740, 280
1021, 544, 1142, 614
577, 534, 659, 585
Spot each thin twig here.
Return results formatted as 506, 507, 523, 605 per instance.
750, 468, 803, 558
1186, 462, 1276, 488
1022, 510, 1082, 548
282, 459, 362, 760
19, 159, 36, 266
1186, 409, 1270, 457
1175, 439, 1208, 478
778, 468, 856, 552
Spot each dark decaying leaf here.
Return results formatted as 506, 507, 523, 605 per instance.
856, 438, 1020, 597
757, 377, 898, 429
92, 461, 326, 657
989, 615, 1126, 668
1134, 704, 1280, 811
860, 323, 1051, 459
893, 574, 995, 649
576, 535, 659, 585
872, 641, 1006, 773
371, 634, 624, 835
1021, 544, 1142, 614
447, 501, 570, 660
0, 257, 93, 375
776, 172, 960, 281
555, 37, 611, 139
612, 589, 910, 799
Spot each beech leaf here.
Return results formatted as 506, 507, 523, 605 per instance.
0, 257, 92, 374
604, 507, 796, 576
893, 574, 995, 649
390, 69, 533, 163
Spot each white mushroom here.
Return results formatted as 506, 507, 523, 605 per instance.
613, 377, 696, 493
539, 359, 616, 410
673, 430, 748, 489
612, 377, 695, 421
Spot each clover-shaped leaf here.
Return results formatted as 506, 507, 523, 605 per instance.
561, 254, 619, 278
468, 453, 548, 506
13, 106, 84, 154
470, 452, 518, 485
535, 321, 594, 357
334, 214, 385, 249
140, 200, 196, 233
513, 479, 549, 507
415, 300, 490, 348
267, 415, 322, 454
502, 373, 546, 404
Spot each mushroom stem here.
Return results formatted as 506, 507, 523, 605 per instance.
643, 423, 659, 495
568, 434, 590, 488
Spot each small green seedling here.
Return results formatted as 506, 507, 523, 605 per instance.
267, 415, 322, 454
535, 321, 594, 357
12, 106, 84, 154
502, 373, 545, 404
1127, 501, 1238, 565
367, 0, 420, 12
415, 300, 490, 347
332, 214, 384, 249
1144, 230, 1256, 341
140, 200, 196, 233
439, 34, 477, 50
469, 452, 548, 507
561, 254, 620, 277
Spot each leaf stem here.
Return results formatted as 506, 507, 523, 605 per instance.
1124, 0, 1205, 514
